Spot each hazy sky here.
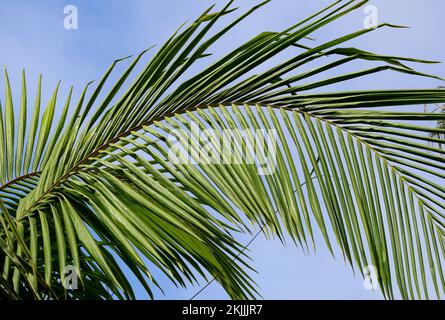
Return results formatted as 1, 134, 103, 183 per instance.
1, 0, 444, 299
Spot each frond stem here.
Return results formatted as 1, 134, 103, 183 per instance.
0, 171, 41, 191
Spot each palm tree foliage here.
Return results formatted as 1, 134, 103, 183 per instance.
1, 0, 445, 300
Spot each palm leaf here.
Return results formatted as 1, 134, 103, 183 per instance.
1, 0, 445, 299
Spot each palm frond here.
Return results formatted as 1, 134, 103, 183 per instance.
1, 0, 445, 299
135, 102, 445, 299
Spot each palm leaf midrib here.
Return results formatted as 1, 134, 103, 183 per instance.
0, 171, 41, 191
16, 99, 444, 227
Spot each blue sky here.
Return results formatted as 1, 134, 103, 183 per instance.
1, 0, 444, 299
